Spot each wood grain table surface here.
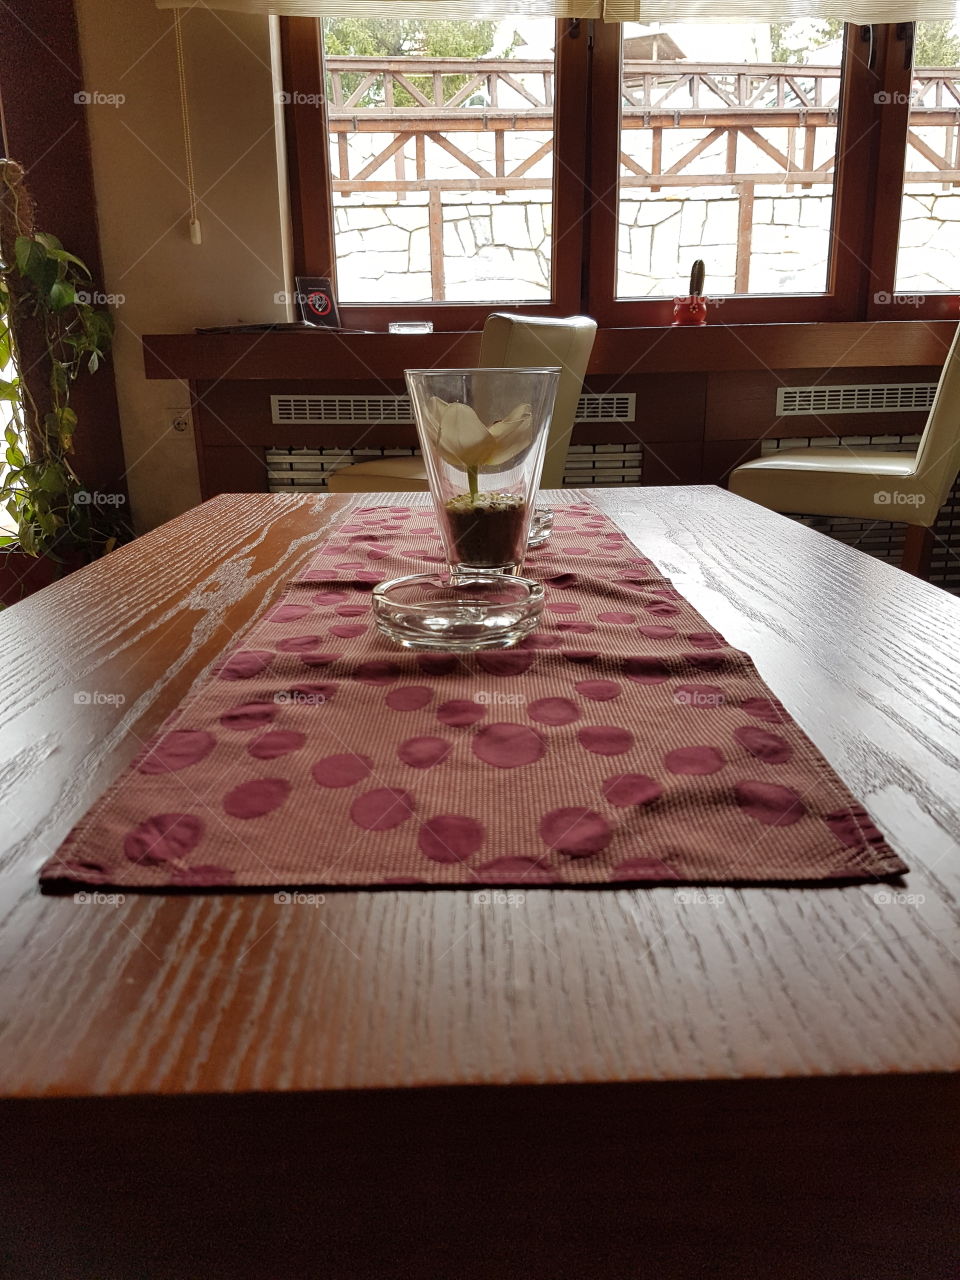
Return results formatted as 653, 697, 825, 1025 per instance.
2, 486, 959, 1280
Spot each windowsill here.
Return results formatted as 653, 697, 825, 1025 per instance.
143, 318, 956, 383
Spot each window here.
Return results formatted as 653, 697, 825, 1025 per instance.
323, 18, 558, 306
616, 24, 843, 300
894, 20, 960, 297
281, 17, 959, 329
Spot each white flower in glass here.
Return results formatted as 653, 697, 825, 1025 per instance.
425, 398, 534, 498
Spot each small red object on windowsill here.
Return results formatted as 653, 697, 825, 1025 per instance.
671, 295, 708, 326
672, 259, 708, 325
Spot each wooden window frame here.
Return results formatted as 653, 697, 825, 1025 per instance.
281, 17, 960, 331
866, 21, 960, 321
585, 21, 892, 326
280, 16, 590, 331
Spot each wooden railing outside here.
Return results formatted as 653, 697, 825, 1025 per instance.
325, 58, 960, 299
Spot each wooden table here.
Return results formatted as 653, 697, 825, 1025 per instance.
2, 487, 958, 1279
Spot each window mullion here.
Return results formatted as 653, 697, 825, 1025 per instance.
864, 24, 914, 318
584, 21, 623, 326
280, 17, 339, 287
553, 18, 593, 314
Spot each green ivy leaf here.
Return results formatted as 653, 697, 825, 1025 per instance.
45, 247, 92, 277
14, 236, 49, 286
39, 465, 65, 494
18, 523, 36, 555
49, 280, 75, 311
14, 235, 44, 277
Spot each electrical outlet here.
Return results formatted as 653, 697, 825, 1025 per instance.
167, 407, 192, 433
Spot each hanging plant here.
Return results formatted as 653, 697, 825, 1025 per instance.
0, 160, 130, 564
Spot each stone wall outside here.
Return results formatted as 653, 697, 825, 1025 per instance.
332, 187, 960, 304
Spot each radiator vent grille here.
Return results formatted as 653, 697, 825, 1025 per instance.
271, 396, 411, 425
776, 383, 936, 417
270, 392, 635, 426
576, 393, 636, 422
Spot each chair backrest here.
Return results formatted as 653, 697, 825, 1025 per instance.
478, 313, 597, 490
913, 320, 960, 509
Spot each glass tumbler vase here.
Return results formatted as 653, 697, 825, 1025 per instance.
405, 367, 560, 574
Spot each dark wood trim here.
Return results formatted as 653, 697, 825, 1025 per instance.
0, 0, 126, 499
703, 364, 939, 440
583, 19, 622, 327
865, 23, 915, 320
702, 438, 763, 486
196, 443, 270, 497
338, 299, 578, 332
902, 523, 935, 577
282, 19, 587, 329
279, 18, 960, 333
143, 320, 958, 382
866, 23, 960, 321
8, 1075, 958, 1280
550, 17, 591, 316
279, 17, 338, 282
825, 22, 886, 319
585, 23, 944, 329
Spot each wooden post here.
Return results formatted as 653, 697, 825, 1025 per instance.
786, 125, 796, 192
802, 122, 816, 190
428, 186, 446, 302
735, 180, 754, 294
395, 139, 406, 203
725, 130, 737, 175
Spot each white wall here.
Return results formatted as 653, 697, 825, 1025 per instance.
74, 0, 287, 530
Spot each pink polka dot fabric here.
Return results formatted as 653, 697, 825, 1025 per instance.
42, 500, 906, 890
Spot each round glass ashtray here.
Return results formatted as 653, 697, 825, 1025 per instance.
527, 506, 554, 548
372, 572, 544, 651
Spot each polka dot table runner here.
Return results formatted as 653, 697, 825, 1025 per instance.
43, 501, 906, 889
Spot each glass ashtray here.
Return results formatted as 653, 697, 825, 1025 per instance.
372, 572, 544, 651
527, 506, 554, 548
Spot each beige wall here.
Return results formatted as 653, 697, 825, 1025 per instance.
75, 0, 288, 531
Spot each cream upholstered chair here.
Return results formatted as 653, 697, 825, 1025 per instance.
326, 312, 597, 493
729, 321, 960, 576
